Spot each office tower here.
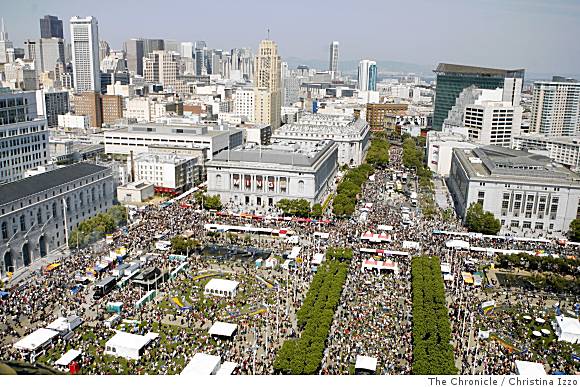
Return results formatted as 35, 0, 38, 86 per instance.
180, 42, 194, 58
358, 60, 377, 92
432, 63, 525, 130
0, 18, 14, 64
195, 46, 207, 76
143, 51, 179, 88
165, 40, 180, 53
73, 91, 102, 128
70, 16, 101, 93
40, 15, 64, 39
234, 88, 255, 121
99, 40, 110, 63
143, 39, 164, 56
530, 77, 580, 137
125, 38, 144, 75
254, 40, 281, 129
41, 90, 70, 127
102, 94, 123, 125
39, 38, 65, 75
0, 90, 49, 183
24, 39, 39, 61
329, 41, 339, 78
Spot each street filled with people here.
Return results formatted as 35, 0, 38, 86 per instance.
0, 142, 579, 375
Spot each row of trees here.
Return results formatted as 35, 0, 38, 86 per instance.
569, 219, 580, 242
496, 252, 579, 276
170, 235, 201, 255
465, 202, 501, 235
194, 192, 222, 210
325, 247, 354, 262
274, 259, 348, 374
411, 255, 457, 375
69, 205, 128, 249
528, 273, 580, 295
366, 138, 390, 166
275, 199, 323, 218
402, 137, 433, 191
332, 163, 374, 217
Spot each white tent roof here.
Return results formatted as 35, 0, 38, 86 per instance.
312, 253, 325, 265
446, 239, 470, 249
208, 321, 238, 337
13, 328, 59, 351
181, 353, 221, 375
555, 315, 580, 335
204, 279, 239, 293
216, 361, 238, 375
515, 360, 547, 376
105, 331, 158, 351
55, 349, 82, 366
46, 317, 68, 332
355, 355, 377, 371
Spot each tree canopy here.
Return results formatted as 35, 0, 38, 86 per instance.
465, 202, 501, 235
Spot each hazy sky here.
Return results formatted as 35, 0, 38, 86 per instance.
2, 0, 580, 75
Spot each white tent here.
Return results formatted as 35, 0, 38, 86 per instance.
313, 232, 330, 239
377, 225, 394, 231
104, 331, 159, 360
312, 253, 325, 266
446, 239, 470, 249
403, 241, 420, 250
204, 278, 239, 298
55, 349, 82, 367
216, 361, 238, 375
554, 315, 580, 344
355, 355, 377, 373
181, 353, 222, 375
13, 328, 59, 352
46, 315, 82, 335
515, 360, 547, 376
208, 321, 238, 338
288, 246, 301, 260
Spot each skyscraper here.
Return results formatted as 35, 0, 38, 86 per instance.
99, 40, 110, 63
125, 38, 144, 76
0, 18, 14, 64
329, 41, 339, 79
358, 60, 377, 92
143, 50, 179, 88
70, 16, 101, 92
530, 77, 580, 137
254, 40, 281, 129
40, 15, 64, 39
38, 37, 65, 76
432, 63, 525, 130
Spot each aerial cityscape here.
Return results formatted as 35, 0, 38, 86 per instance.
0, 1, 579, 380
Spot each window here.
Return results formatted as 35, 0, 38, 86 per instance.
19, 215, 26, 232
535, 223, 543, 230
216, 174, 222, 188
510, 220, 519, 228
37, 209, 42, 224
298, 180, 305, 193
1, 222, 7, 239
52, 202, 57, 217
523, 221, 531, 229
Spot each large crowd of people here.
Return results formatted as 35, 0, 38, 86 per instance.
0, 143, 578, 375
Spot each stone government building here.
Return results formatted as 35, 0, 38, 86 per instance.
0, 163, 114, 276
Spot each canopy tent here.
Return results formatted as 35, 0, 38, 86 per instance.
55, 349, 82, 367
403, 241, 420, 250
216, 361, 238, 375
377, 225, 394, 231
312, 253, 325, 266
515, 360, 547, 376
360, 231, 392, 243
208, 321, 238, 338
355, 355, 377, 373
446, 239, 470, 249
46, 315, 82, 335
359, 248, 410, 257
204, 279, 239, 298
440, 263, 451, 274
104, 331, 159, 360
362, 259, 399, 273
181, 353, 222, 375
554, 315, 580, 344
313, 232, 329, 239
461, 272, 474, 284
288, 246, 301, 260
13, 328, 59, 352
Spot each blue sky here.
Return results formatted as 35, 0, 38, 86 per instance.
2, 0, 579, 75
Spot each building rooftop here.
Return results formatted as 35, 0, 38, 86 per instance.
434, 63, 525, 77
211, 140, 336, 168
514, 133, 580, 146
277, 113, 368, 137
108, 122, 240, 138
134, 152, 196, 164
0, 163, 109, 206
454, 146, 580, 185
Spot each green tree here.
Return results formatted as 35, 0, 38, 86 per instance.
203, 194, 222, 210
465, 202, 501, 235
311, 203, 323, 218
569, 218, 580, 242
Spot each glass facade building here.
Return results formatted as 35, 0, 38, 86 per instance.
432, 63, 524, 130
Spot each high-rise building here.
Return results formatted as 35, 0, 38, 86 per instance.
358, 60, 377, 92
254, 40, 282, 130
125, 38, 144, 76
38, 37, 65, 75
329, 41, 339, 78
143, 50, 179, 89
40, 15, 64, 39
0, 90, 49, 183
530, 77, 580, 137
234, 88, 255, 122
0, 18, 14, 64
195, 46, 207, 76
99, 40, 110, 63
73, 91, 102, 128
102, 94, 123, 125
70, 16, 101, 93
143, 39, 164, 56
40, 90, 70, 127
432, 63, 525, 130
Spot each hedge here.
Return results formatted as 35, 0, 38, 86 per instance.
411, 256, 457, 375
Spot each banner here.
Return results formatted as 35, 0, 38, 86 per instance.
233, 174, 240, 189
245, 175, 252, 189
480, 300, 496, 315
280, 177, 287, 193
256, 176, 263, 190
268, 176, 275, 191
